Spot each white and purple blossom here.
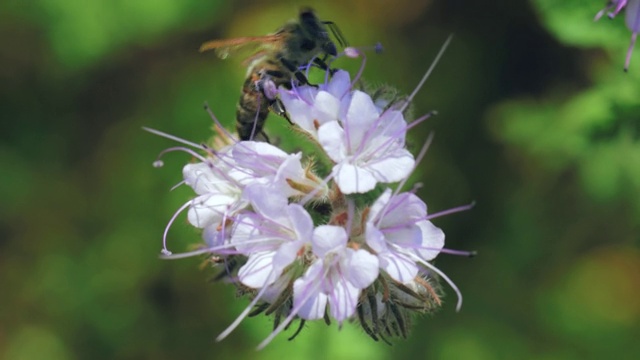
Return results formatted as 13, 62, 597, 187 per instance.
231, 184, 313, 289
365, 189, 444, 283
293, 225, 379, 323
149, 35, 472, 349
183, 157, 246, 229
279, 70, 353, 138
318, 90, 416, 194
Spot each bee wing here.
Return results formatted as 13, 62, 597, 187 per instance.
199, 35, 282, 60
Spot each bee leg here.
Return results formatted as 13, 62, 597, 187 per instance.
278, 57, 315, 87
269, 98, 292, 124
313, 57, 338, 76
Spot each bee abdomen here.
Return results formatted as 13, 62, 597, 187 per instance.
236, 88, 270, 140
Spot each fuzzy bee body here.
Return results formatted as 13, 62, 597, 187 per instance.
200, 8, 346, 141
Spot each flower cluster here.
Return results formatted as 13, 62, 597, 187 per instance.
595, 0, 640, 71
150, 38, 472, 349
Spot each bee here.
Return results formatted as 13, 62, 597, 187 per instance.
200, 7, 347, 141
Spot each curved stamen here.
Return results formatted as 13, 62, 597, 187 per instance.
408, 252, 463, 311
155, 146, 208, 164
161, 200, 193, 255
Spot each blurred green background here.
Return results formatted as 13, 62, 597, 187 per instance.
1, 0, 639, 359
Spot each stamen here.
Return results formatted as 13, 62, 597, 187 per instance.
299, 172, 334, 206
625, 31, 638, 72
217, 267, 280, 342
170, 180, 185, 192
440, 248, 477, 257
161, 200, 193, 254
400, 34, 453, 113
425, 202, 475, 220
143, 127, 203, 149
204, 102, 238, 144
154, 146, 207, 163
160, 244, 239, 260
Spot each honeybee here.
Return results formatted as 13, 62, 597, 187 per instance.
200, 7, 347, 141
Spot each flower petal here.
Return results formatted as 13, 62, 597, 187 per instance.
312, 225, 347, 257
318, 121, 346, 163
187, 194, 236, 228
344, 91, 380, 150
238, 251, 277, 288
293, 261, 328, 320
365, 148, 415, 184
327, 277, 359, 323
343, 248, 379, 289
325, 70, 351, 98
416, 221, 445, 261
378, 251, 418, 283
313, 91, 341, 125
333, 163, 377, 194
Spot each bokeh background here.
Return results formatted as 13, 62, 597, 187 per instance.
1, 0, 639, 359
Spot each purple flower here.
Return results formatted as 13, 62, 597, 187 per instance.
279, 70, 353, 138
150, 35, 471, 349
183, 159, 246, 229
319, 91, 415, 194
365, 189, 444, 283
231, 184, 313, 289
293, 225, 379, 323
595, 0, 640, 71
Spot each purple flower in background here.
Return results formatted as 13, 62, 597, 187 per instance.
595, 0, 640, 71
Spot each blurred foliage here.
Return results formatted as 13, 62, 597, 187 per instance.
1, 0, 639, 359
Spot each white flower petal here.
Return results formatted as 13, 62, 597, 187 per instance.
367, 188, 392, 221
365, 148, 415, 183
243, 183, 288, 222
416, 221, 445, 261
327, 277, 359, 323
344, 90, 380, 148
384, 225, 422, 248
364, 223, 388, 253
294, 262, 328, 320
334, 163, 377, 194
238, 251, 276, 288
272, 240, 302, 275
313, 91, 341, 125
318, 121, 346, 163
325, 70, 351, 98
312, 225, 347, 257
379, 251, 418, 283
287, 204, 314, 240
343, 248, 379, 289
187, 194, 236, 228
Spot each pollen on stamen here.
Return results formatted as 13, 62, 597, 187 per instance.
344, 47, 360, 58
153, 160, 164, 168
